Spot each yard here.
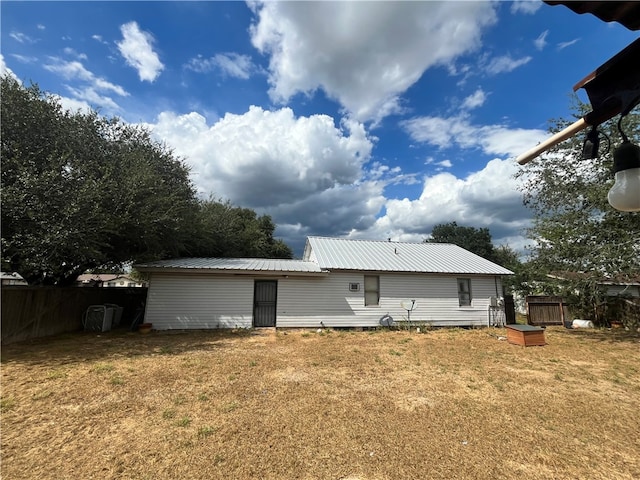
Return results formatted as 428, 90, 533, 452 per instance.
1, 327, 639, 479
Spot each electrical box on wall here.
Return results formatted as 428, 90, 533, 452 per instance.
349, 283, 360, 292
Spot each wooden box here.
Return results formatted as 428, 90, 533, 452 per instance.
506, 324, 546, 347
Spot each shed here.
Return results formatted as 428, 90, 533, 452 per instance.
135, 237, 513, 330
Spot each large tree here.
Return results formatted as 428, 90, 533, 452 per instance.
426, 221, 496, 261
1, 76, 199, 284
187, 198, 293, 259
516, 102, 640, 323
516, 102, 640, 277
1, 76, 293, 285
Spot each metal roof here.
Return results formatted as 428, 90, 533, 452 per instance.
304, 237, 513, 275
134, 257, 326, 275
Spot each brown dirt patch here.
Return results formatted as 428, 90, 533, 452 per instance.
2, 327, 639, 479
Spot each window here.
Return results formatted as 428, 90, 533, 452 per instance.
364, 275, 379, 306
349, 282, 360, 292
457, 278, 471, 306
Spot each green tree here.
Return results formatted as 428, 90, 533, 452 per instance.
426, 221, 495, 260
517, 102, 640, 276
187, 198, 292, 259
516, 101, 640, 323
426, 222, 527, 294
1, 76, 198, 284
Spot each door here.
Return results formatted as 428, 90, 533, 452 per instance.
254, 280, 277, 327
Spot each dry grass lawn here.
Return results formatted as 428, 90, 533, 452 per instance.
1, 326, 639, 479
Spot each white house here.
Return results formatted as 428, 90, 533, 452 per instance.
75, 274, 147, 288
135, 237, 513, 330
0, 272, 28, 286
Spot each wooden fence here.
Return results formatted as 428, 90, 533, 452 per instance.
526, 295, 565, 326
1, 286, 147, 344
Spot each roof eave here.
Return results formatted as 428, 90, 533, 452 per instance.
135, 266, 328, 276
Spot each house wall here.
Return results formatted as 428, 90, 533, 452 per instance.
277, 272, 502, 328
144, 271, 504, 329
144, 274, 254, 329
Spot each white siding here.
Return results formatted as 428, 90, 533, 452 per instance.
145, 271, 504, 330
277, 272, 503, 328
144, 274, 254, 329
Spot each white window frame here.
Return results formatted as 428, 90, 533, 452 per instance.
457, 278, 472, 307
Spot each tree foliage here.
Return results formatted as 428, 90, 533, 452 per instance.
1, 76, 292, 285
517, 101, 640, 278
516, 101, 640, 325
426, 222, 495, 259
187, 198, 293, 259
426, 221, 524, 294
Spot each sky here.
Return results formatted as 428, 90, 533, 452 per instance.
2, 1, 638, 257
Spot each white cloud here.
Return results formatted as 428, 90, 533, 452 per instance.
116, 21, 164, 82
249, 1, 497, 124
43, 58, 128, 113
92, 34, 109, 45
50, 94, 92, 114
0, 54, 18, 81
484, 54, 532, 75
10, 54, 38, 64
461, 88, 487, 110
402, 114, 547, 159
351, 158, 533, 253
534, 30, 548, 50
64, 86, 120, 112
63, 47, 87, 60
44, 59, 128, 97
186, 53, 255, 79
510, 1, 542, 15
558, 38, 580, 50
143, 107, 386, 243
437, 160, 453, 168
9, 31, 36, 44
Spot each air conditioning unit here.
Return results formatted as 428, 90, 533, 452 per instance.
104, 303, 123, 327
83, 305, 114, 332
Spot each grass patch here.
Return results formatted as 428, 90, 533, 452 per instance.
197, 425, 217, 438
162, 409, 176, 420
177, 417, 191, 427
220, 401, 238, 413
1, 397, 15, 412
47, 369, 68, 380
92, 363, 115, 373
2, 327, 639, 480
32, 390, 53, 401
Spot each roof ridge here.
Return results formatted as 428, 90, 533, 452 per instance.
308, 236, 458, 246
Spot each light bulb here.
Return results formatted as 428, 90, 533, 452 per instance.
607, 142, 640, 212
608, 168, 640, 212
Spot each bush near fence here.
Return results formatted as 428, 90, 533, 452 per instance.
1, 286, 148, 344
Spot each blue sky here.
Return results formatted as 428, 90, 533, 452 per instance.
2, 1, 637, 256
